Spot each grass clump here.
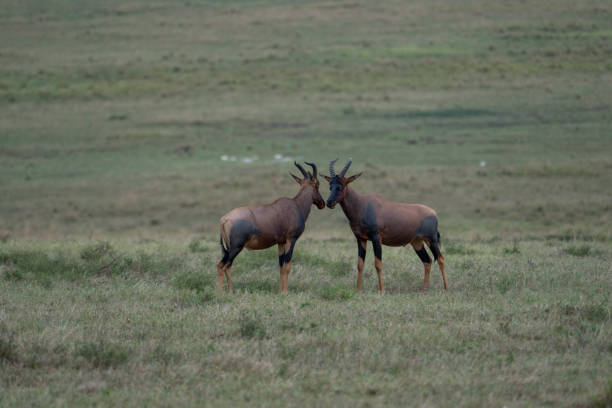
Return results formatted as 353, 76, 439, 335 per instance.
128, 251, 185, 277
1, 265, 23, 282
320, 285, 354, 301
563, 245, 592, 257
75, 340, 129, 368
581, 304, 609, 324
239, 311, 267, 340
0, 324, 18, 364
80, 241, 115, 262
24, 342, 68, 369
294, 252, 352, 276
188, 238, 209, 253
495, 273, 517, 294
235, 278, 278, 293
444, 241, 476, 255
176, 288, 216, 307
148, 344, 182, 366
174, 269, 217, 306
502, 240, 521, 254
589, 379, 612, 408
173, 270, 213, 293
0, 248, 83, 283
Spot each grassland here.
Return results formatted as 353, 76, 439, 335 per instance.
1, 0, 611, 406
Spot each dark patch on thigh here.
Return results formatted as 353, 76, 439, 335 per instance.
415, 215, 438, 242
229, 219, 259, 249
429, 241, 441, 261
361, 203, 378, 236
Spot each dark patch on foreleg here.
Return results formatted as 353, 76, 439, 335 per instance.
278, 246, 289, 267
295, 207, 306, 237
278, 237, 298, 294
356, 238, 367, 292
357, 238, 366, 261
285, 237, 298, 263
278, 243, 287, 293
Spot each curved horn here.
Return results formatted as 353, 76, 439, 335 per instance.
304, 161, 317, 179
329, 158, 338, 177
294, 161, 309, 179
339, 157, 352, 177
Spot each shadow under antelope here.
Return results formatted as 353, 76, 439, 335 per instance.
217, 162, 325, 294
323, 158, 448, 292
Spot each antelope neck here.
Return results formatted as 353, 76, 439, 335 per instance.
339, 185, 364, 222
293, 184, 313, 220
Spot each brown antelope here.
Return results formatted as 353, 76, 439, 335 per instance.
217, 162, 325, 294
323, 158, 448, 293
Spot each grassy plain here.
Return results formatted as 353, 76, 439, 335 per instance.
1, 0, 611, 406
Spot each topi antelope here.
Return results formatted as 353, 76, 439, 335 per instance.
217, 161, 325, 294
323, 158, 448, 293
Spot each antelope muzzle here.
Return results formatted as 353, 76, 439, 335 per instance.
326, 183, 342, 209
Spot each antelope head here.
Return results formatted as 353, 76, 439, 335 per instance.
322, 158, 362, 209
291, 161, 325, 209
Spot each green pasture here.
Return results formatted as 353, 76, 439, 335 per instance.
1, 0, 611, 406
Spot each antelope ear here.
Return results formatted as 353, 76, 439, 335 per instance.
290, 173, 303, 184
321, 174, 332, 182
345, 172, 362, 183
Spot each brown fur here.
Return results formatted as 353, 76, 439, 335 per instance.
217, 173, 324, 294
324, 166, 447, 292
336, 187, 436, 246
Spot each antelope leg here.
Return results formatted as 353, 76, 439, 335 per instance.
356, 238, 367, 292
278, 243, 288, 294
371, 234, 384, 293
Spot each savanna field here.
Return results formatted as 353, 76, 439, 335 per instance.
1, 1, 611, 406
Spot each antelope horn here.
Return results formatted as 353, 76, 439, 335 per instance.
339, 157, 352, 177
329, 158, 339, 177
294, 161, 309, 179
304, 161, 317, 179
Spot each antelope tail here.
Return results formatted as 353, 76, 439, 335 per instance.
219, 220, 231, 260
220, 236, 229, 258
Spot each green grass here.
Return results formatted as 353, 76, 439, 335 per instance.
0, 239, 610, 406
1, 0, 611, 406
